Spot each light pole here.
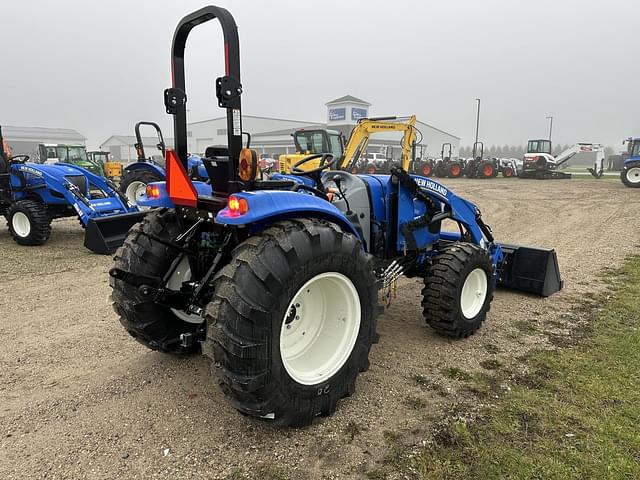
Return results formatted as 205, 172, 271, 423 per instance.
474, 98, 481, 157
546, 115, 553, 142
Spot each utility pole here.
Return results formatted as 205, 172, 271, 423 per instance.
546, 115, 553, 142
474, 98, 481, 158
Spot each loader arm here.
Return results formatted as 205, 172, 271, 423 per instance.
554, 143, 604, 167
341, 115, 417, 171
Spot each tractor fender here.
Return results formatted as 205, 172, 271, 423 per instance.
123, 161, 166, 179
623, 159, 640, 169
215, 190, 362, 241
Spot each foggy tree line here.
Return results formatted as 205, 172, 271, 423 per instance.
457, 144, 615, 158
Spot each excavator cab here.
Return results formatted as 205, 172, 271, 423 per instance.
279, 129, 344, 172
527, 139, 552, 155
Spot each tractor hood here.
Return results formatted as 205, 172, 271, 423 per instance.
15, 162, 91, 181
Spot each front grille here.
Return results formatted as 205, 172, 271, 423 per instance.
65, 175, 88, 195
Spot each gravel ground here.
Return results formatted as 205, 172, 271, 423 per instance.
1, 178, 638, 480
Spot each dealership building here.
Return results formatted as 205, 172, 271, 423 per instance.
186, 95, 460, 160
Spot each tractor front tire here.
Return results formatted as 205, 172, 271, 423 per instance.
621, 164, 640, 188
204, 219, 380, 427
464, 161, 477, 178
422, 243, 494, 338
119, 169, 164, 205
110, 208, 202, 354
7, 200, 51, 246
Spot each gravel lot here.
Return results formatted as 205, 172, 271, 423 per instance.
1, 178, 638, 479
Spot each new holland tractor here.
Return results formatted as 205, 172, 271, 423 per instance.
0, 126, 144, 253
118, 121, 207, 205
621, 137, 640, 188
108, 5, 563, 427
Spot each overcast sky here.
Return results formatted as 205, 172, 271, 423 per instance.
1, 0, 637, 150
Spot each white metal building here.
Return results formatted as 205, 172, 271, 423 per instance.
100, 135, 175, 164
2, 125, 86, 158
186, 95, 460, 160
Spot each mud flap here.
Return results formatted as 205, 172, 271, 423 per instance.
497, 244, 563, 297
84, 211, 148, 255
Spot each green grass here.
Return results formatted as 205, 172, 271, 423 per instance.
400, 256, 640, 480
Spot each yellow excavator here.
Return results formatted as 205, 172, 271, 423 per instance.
278, 115, 418, 174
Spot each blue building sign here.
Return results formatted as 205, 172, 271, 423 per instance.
328, 108, 346, 121
352, 107, 368, 121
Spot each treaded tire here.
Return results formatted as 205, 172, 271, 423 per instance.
479, 161, 496, 178
448, 161, 463, 178
464, 161, 477, 178
7, 200, 51, 246
434, 162, 448, 178
110, 208, 201, 354
422, 243, 494, 338
621, 163, 640, 188
204, 219, 380, 427
502, 166, 515, 178
119, 169, 164, 204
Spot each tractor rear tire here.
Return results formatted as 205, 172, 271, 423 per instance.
479, 161, 496, 178
448, 162, 463, 178
110, 208, 202, 354
119, 169, 164, 205
204, 219, 380, 426
364, 163, 377, 174
621, 164, 640, 188
420, 162, 433, 177
422, 243, 494, 338
7, 200, 51, 246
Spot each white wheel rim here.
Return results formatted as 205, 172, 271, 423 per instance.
12, 212, 31, 238
280, 272, 361, 386
460, 268, 488, 319
125, 181, 147, 205
166, 256, 204, 324
626, 167, 640, 184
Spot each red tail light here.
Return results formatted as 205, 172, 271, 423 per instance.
166, 148, 197, 207
227, 195, 248, 216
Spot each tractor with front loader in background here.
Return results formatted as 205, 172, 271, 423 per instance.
621, 137, 640, 188
108, 5, 563, 427
521, 139, 605, 179
118, 121, 207, 205
0, 126, 144, 253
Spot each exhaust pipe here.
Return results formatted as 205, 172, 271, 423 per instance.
497, 244, 563, 297
84, 211, 149, 254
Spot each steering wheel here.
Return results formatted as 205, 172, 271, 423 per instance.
10, 155, 30, 164
291, 153, 339, 176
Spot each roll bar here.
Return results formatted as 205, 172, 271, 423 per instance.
134, 121, 165, 161
164, 5, 243, 189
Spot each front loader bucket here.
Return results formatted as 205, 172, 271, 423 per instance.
497, 244, 563, 297
84, 211, 149, 255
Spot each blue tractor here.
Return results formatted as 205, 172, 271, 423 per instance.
109, 6, 563, 427
0, 126, 145, 254
118, 121, 207, 205
621, 137, 640, 188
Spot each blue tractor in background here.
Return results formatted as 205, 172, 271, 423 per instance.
0, 126, 145, 254
118, 121, 206, 205
621, 137, 640, 188
109, 6, 563, 427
